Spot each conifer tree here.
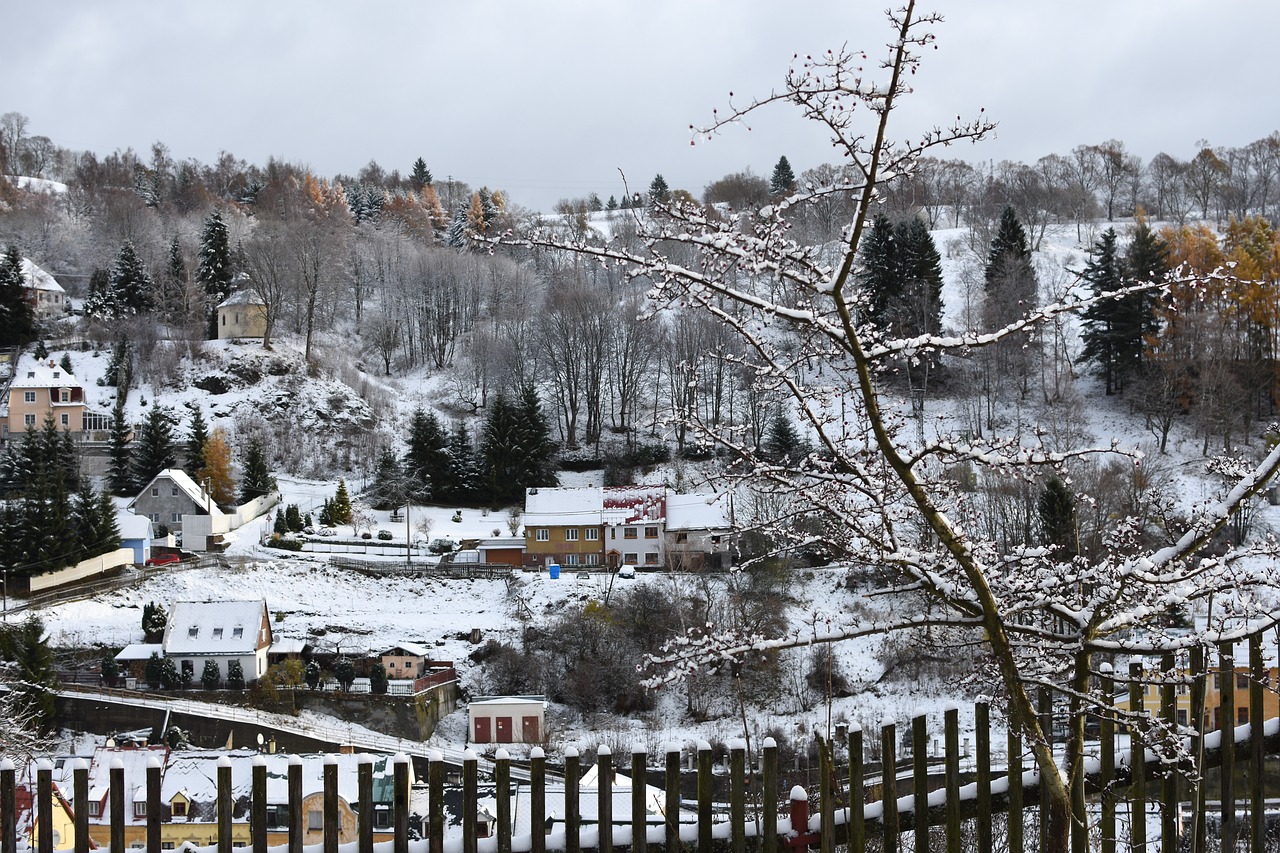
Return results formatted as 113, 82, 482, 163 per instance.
982, 205, 1038, 329
764, 412, 806, 460
1037, 477, 1077, 560
769, 155, 797, 196
0, 245, 34, 347
131, 407, 178, 489
184, 407, 208, 478
648, 174, 670, 209
445, 201, 470, 249
108, 240, 155, 316
858, 214, 901, 333
83, 268, 112, 318
1079, 227, 1154, 396
107, 400, 133, 495
410, 157, 432, 191
404, 410, 448, 500
330, 479, 353, 525
104, 338, 132, 391
239, 437, 275, 502
479, 392, 521, 505
196, 209, 233, 305
369, 448, 408, 510
514, 383, 558, 489
445, 422, 477, 504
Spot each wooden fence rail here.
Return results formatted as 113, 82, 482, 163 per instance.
7, 631, 1280, 852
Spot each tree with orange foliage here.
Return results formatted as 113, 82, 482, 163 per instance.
196, 427, 236, 507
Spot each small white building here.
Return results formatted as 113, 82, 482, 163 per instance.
468, 696, 546, 745
162, 600, 273, 684
19, 258, 68, 317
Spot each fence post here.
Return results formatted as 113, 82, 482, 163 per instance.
34, 759, 50, 853
463, 749, 479, 853
1249, 632, 1265, 853
881, 719, 898, 853
495, 749, 511, 853
1188, 648, 1206, 853
911, 712, 928, 853
789, 786, 809, 843
1158, 652, 1177, 853
1217, 642, 1235, 853
1, 760, 14, 853
1098, 665, 1115, 853
975, 701, 992, 853
848, 727, 864, 853
428, 750, 444, 853
1037, 687, 1052, 853
218, 756, 234, 853
109, 758, 124, 853
72, 758, 87, 853
697, 741, 711, 853
146, 755, 161, 853
288, 756, 303, 853
532, 747, 547, 853
762, 737, 779, 853
816, 736, 830, 853
565, 747, 581, 853
357, 755, 374, 853
252, 756, 267, 853
1128, 661, 1147, 853
598, 746, 613, 853
944, 705, 961, 853
1007, 726, 1022, 853
633, 744, 650, 853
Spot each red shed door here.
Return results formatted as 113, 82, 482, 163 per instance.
473, 716, 491, 743
522, 715, 541, 743
496, 716, 513, 743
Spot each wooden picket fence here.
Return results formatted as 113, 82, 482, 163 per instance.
6, 629, 1280, 853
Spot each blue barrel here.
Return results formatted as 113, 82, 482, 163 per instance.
548, 563, 560, 579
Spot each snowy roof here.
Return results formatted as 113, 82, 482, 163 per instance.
478, 537, 525, 549
83, 746, 169, 824
469, 696, 547, 708
162, 600, 269, 655
9, 357, 80, 389
128, 469, 221, 515
19, 258, 64, 294
381, 642, 430, 658
602, 486, 666, 524
115, 643, 163, 661
160, 750, 405, 805
217, 289, 265, 308
523, 487, 603, 525
665, 492, 731, 531
115, 511, 153, 541
269, 638, 308, 655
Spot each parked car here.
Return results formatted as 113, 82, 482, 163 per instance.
376, 529, 393, 541
145, 553, 182, 567
617, 564, 637, 578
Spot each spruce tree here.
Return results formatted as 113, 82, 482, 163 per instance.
83, 267, 113, 318
330, 479, 353, 525
770, 155, 797, 196
897, 217, 945, 339
479, 392, 521, 506
131, 407, 178, 489
1037, 477, 1077, 560
404, 410, 449, 501
108, 240, 155, 316
107, 400, 133, 495
445, 201, 470, 248
410, 158, 432, 191
239, 437, 275, 502
764, 412, 806, 460
196, 209, 234, 305
184, 407, 208, 478
0, 616, 58, 730
0, 245, 34, 347
514, 384, 558, 490
1079, 227, 1151, 395
858, 214, 901, 333
445, 422, 477, 504
648, 174, 670, 209
982, 205, 1038, 329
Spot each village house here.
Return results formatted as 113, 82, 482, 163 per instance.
19, 257, 69, 318
521, 487, 605, 570
664, 492, 734, 571
3, 357, 86, 441
160, 599, 274, 685
1113, 645, 1280, 731
379, 642, 430, 679
602, 486, 665, 570
468, 695, 546, 745
127, 469, 221, 538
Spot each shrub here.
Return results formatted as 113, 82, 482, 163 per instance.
100, 654, 120, 688
370, 664, 388, 695
265, 536, 303, 552
201, 659, 221, 691
226, 660, 245, 691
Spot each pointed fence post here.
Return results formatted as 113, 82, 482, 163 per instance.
696, 741, 711, 853
495, 749, 511, 853
848, 727, 864, 853
976, 700, 992, 853
1128, 661, 1147, 853
1007, 727, 1022, 853
911, 712, 929, 853
663, 745, 680, 853
34, 759, 50, 853
0, 761, 13, 853
394, 753, 411, 853
463, 749, 479, 853
1217, 643, 1235, 853
146, 755, 161, 853
72, 758, 88, 853
597, 746, 613, 853
357, 755, 374, 853
109, 758, 124, 853
1249, 632, 1265, 853
217, 756, 234, 853
323, 756, 339, 853
531, 747, 546, 853
428, 750, 444, 853
288, 757, 303, 853
880, 719, 898, 853
762, 738, 779, 853
632, 744, 649, 853
944, 705, 961, 853
565, 747, 581, 853
1188, 648, 1206, 853
1098, 665, 1116, 853
1160, 652, 1177, 853
252, 756, 267, 853
815, 736, 830, 853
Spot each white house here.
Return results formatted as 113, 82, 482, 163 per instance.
115, 510, 154, 565
19, 258, 68, 317
468, 696, 546, 745
665, 492, 734, 571
162, 600, 273, 684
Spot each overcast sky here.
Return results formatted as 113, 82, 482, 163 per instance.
6, 1, 1279, 213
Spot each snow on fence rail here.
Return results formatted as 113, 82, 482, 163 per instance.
24, 628, 1280, 853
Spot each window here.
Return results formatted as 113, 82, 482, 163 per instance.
162, 844, 175, 850
265, 806, 286, 828
152, 487, 159, 496
1238, 707, 1249, 724
644, 552, 660, 565
584, 553, 599, 566
535, 529, 549, 542
624, 527, 637, 539
188, 627, 198, 638
172, 486, 180, 496
221, 315, 226, 326
676, 532, 688, 543
149, 513, 160, 523
1177, 709, 1188, 726
585, 528, 599, 541
171, 512, 181, 523
1213, 674, 1220, 690
60, 390, 69, 402
213, 628, 223, 639
374, 808, 391, 829
134, 801, 146, 817
181, 660, 193, 678
23, 414, 35, 426
645, 526, 658, 539
60, 413, 69, 426
565, 554, 579, 566
172, 801, 187, 817
623, 552, 638, 564
52, 372, 60, 380
1237, 673, 1249, 689
22, 391, 34, 403
308, 811, 324, 831
89, 801, 101, 817
233, 627, 243, 639
565, 528, 579, 541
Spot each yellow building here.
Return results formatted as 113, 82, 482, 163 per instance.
216, 290, 268, 340
1114, 663, 1280, 731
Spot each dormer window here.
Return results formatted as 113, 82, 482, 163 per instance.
188, 627, 198, 638
232, 627, 243, 639
213, 628, 223, 639
52, 371, 60, 379
26, 371, 33, 379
